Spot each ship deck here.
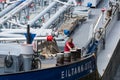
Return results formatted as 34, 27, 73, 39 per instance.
41, 0, 110, 69
40, 1, 120, 79
0, 0, 120, 79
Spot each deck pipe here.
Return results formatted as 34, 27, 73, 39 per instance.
0, 0, 24, 17
7, 1, 57, 27
41, 4, 70, 29
41, 0, 74, 29
28, 1, 57, 26
0, 0, 33, 24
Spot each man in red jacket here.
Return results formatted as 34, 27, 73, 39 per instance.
64, 37, 75, 52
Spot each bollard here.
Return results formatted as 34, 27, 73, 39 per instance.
76, 48, 81, 60
106, 9, 112, 18
56, 53, 64, 66
64, 52, 71, 64
70, 50, 77, 62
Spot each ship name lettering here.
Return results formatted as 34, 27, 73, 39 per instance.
61, 61, 92, 79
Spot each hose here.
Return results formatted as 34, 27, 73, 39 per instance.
31, 57, 41, 69
4, 54, 13, 68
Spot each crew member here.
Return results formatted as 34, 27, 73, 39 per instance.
64, 37, 75, 52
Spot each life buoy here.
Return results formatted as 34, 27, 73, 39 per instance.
4, 55, 13, 68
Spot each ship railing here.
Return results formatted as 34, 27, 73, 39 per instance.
103, 5, 118, 38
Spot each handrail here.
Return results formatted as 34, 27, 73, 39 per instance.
93, 13, 102, 32
103, 18, 111, 29
103, 6, 118, 29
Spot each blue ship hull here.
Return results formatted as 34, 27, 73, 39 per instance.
0, 55, 96, 80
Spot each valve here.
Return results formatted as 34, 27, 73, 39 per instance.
47, 35, 53, 41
